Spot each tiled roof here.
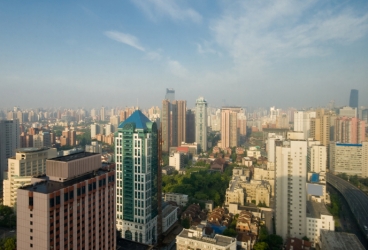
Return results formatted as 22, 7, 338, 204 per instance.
118, 110, 151, 129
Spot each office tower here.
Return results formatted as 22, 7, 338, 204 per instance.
195, 97, 208, 152
91, 123, 100, 139
32, 131, 52, 148
349, 89, 358, 109
334, 117, 365, 144
3, 147, 57, 206
330, 142, 368, 177
0, 119, 20, 193
275, 132, 307, 240
185, 110, 195, 143
16, 152, 115, 250
90, 108, 97, 118
165, 88, 175, 102
100, 107, 105, 121
221, 107, 242, 148
115, 110, 159, 244
276, 114, 289, 128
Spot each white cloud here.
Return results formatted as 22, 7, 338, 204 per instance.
145, 50, 163, 61
132, 0, 202, 23
168, 59, 188, 77
105, 31, 145, 51
209, 1, 368, 68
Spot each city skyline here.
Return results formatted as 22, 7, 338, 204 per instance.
1, 1, 368, 109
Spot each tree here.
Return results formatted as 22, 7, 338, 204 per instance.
253, 242, 269, 250
266, 234, 283, 249
302, 236, 309, 241
3, 237, 16, 250
223, 228, 237, 237
181, 218, 190, 229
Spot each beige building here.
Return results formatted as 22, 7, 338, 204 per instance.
163, 193, 188, 206
330, 142, 368, 177
310, 109, 335, 146
176, 226, 237, 250
3, 147, 57, 207
246, 146, 261, 158
225, 177, 245, 206
221, 107, 243, 148
16, 152, 116, 250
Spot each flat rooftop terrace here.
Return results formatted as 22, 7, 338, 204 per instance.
19, 169, 111, 194
49, 152, 99, 162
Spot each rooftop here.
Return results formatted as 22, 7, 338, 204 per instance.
19, 168, 111, 194
118, 110, 151, 130
49, 151, 98, 162
178, 229, 236, 247
320, 230, 365, 250
306, 201, 331, 219
16, 147, 50, 153
116, 238, 153, 250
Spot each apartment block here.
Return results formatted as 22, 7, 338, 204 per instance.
163, 193, 188, 207
16, 152, 116, 250
3, 147, 57, 207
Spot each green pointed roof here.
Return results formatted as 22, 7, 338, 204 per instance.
118, 110, 151, 129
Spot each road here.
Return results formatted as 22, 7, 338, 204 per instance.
327, 173, 368, 239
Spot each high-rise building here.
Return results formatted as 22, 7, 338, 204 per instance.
115, 110, 159, 244
175, 100, 186, 146
110, 115, 120, 133
3, 147, 57, 207
16, 152, 116, 250
0, 119, 20, 193
275, 132, 307, 240
161, 100, 171, 152
221, 107, 242, 148
91, 123, 100, 139
310, 109, 334, 147
195, 97, 208, 152
349, 89, 359, 109
294, 111, 316, 139
339, 106, 357, 118
165, 88, 175, 102
185, 109, 195, 143
334, 117, 365, 144
100, 106, 105, 121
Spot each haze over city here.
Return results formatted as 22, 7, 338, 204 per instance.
1, 0, 368, 109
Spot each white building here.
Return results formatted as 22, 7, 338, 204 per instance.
163, 193, 188, 206
306, 200, 334, 247
105, 123, 112, 136
275, 132, 308, 240
293, 111, 316, 139
90, 123, 100, 139
247, 146, 261, 158
330, 142, 368, 177
176, 226, 237, 250
339, 106, 357, 118
169, 152, 183, 171
114, 110, 158, 244
85, 141, 102, 154
308, 141, 327, 173
195, 97, 208, 152
162, 203, 178, 233
3, 147, 57, 206
267, 133, 284, 164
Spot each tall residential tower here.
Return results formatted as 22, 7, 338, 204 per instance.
195, 97, 208, 152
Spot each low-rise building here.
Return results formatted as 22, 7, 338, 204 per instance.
162, 202, 178, 233
247, 146, 261, 158
163, 193, 188, 206
169, 152, 184, 171
306, 200, 334, 247
176, 226, 237, 250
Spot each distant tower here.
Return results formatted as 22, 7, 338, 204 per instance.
195, 97, 208, 152
165, 88, 175, 102
349, 89, 359, 109
100, 107, 105, 121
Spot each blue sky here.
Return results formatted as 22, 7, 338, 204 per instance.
1, 0, 368, 109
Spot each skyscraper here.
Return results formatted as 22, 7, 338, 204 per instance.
165, 88, 175, 102
186, 109, 195, 143
100, 106, 105, 121
195, 97, 208, 152
115, 110, 159, 244
0, 119, 20, 194
349, 89, 358, 109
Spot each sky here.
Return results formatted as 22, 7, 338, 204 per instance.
1, 0, 368, 110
